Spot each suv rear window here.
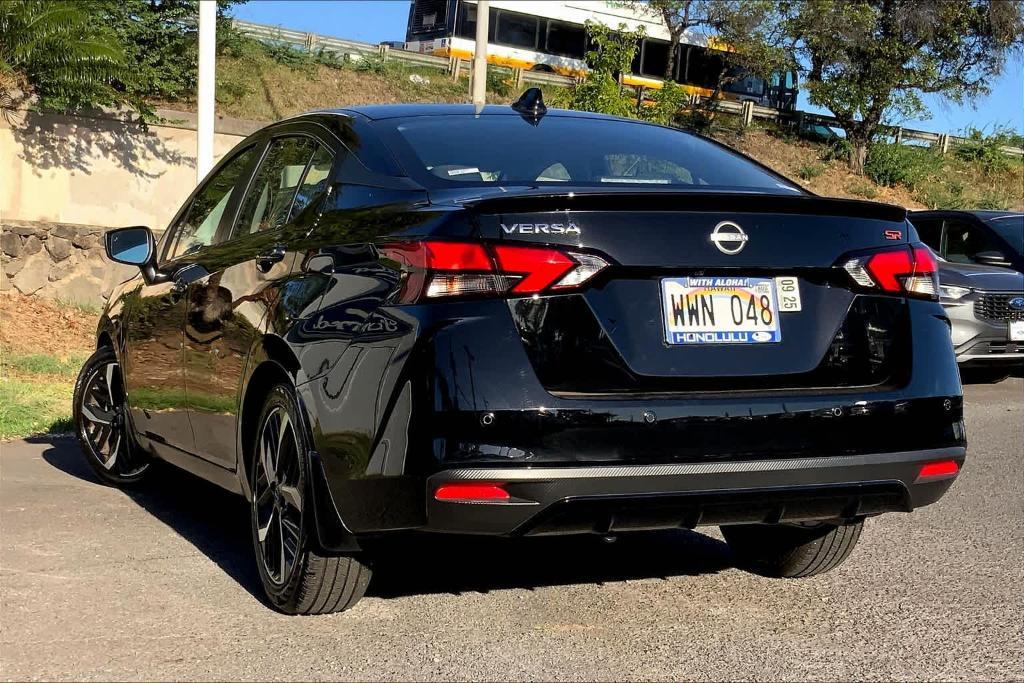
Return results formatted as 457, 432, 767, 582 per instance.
388, 115, 801, 193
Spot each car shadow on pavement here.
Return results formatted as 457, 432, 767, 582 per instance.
364, 530, 733, 599
38, 438, 265, 601
39, 437, 734, 604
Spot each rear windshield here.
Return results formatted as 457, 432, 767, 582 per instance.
386, 115, 803, 193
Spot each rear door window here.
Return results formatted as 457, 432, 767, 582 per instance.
234, 137, 317, 237
289, 144, 335, 220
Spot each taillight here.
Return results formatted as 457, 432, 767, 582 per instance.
378, 240, 610, 302
492, 245, 575, 294
841, 244, 938, 300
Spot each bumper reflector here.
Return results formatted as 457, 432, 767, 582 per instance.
434, 482, 510, 502
916, 460, 960, 481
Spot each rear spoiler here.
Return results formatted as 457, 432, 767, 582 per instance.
457, 190, 908, 223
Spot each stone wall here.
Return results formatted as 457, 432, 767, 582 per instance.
0, 219, 139, 306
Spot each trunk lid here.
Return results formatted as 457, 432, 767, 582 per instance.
463, 191, 911, 390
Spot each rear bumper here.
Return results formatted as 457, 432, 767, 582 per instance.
424, 447, 965, 536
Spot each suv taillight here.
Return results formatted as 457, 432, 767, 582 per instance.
378, 241, 610, 303
841, 244, 938, 300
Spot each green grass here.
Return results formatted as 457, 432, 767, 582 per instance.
54, 298, 103, 316
0, 349, 235, 440
4, 352, 87, 378
849, 181, 879, 199
797, 162, 825, 180
0, 377, 75, 440
0, 351, 85, 439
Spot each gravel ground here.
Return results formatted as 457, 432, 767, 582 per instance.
1, 379, 1021, 681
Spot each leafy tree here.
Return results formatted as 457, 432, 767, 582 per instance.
747, 0, 1023, 172
631, 0, 725, 79
626, 1, 791, 127
1, 0, 242, 119
0, 0, 128, 114
567, 21, 645, 118
88, 0, 242, 113
640, 80, 689, 125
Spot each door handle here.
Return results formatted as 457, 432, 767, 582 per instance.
256, 245, 287, 273
167, 263, 209, 302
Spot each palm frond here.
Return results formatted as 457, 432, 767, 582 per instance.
1, 0, 128, 112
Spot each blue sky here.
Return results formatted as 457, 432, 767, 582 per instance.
231, 0, 1024, 135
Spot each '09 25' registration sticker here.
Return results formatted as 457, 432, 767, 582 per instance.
775, 276, 802, 312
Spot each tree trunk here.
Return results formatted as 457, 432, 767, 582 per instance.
849, 139, 868, 174
841, 118, 877, 174
666, 37, 679, 81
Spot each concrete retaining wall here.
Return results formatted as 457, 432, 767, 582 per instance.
1, 107, 261, 306
1, 107, 257, 229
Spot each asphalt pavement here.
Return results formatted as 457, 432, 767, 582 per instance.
1, 379, 1022, 681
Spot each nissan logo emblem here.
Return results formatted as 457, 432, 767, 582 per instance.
710, 221, 749, 255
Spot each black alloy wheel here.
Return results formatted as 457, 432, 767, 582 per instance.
73, 347, 149, 484
249, 383, 372, 614
252, 402, 305, 588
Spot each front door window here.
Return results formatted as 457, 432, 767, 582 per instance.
942, 219, 1002, 264
169, 146, 258, 259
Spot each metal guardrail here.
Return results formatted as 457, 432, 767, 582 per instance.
233, 18, 577, 86
231, 18, 1023, 158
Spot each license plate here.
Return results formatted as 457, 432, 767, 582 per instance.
1010, 320, 1024, 341
661, 276, 781, 345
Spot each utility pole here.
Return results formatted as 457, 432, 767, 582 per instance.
471, 0, 489, 107
196, 0, 216, 184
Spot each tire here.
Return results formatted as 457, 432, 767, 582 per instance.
721, 520, 863, 578
73, 346, 150, 486
250, 383, 371, 615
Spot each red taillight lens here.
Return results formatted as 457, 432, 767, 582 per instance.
916, 459, 960, 481
423, 242, 492, 271
378, 241, 491, 270
492, 245, 576, 294
865, 249, 912, 291
434, 482, 510, 502
842, 244, 938, 300
378, 240, 610, 302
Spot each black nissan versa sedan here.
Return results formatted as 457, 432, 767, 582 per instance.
76, 92, 966, 614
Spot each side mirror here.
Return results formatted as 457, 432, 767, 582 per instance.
974, 250, 1010, 268
105, 226, 166, 284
